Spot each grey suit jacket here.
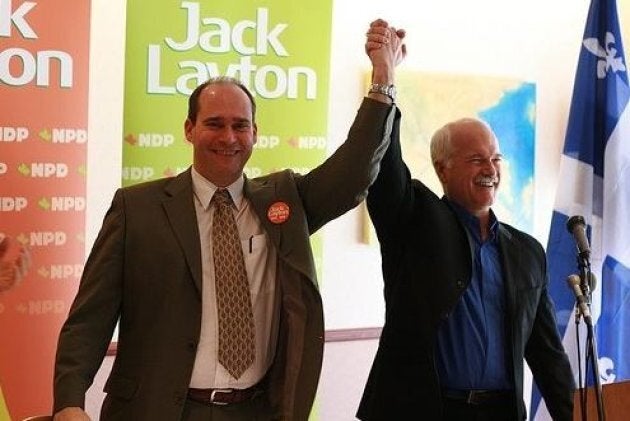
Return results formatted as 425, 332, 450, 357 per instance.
53, 98, 396, 420
357, 110, 574, 421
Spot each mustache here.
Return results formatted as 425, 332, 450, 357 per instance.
475, 175, 499, 184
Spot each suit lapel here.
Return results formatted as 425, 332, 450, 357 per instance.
162, 169, 203, 293
498, 224, 519, 325
245, 176, 291, 258
245, 175, 317, 283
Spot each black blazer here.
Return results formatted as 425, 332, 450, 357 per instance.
357, 110, 574, 421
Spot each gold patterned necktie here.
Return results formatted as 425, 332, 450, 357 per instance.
212, 189, 255, 379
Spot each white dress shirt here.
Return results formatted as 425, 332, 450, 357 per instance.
189, 168, 279, 389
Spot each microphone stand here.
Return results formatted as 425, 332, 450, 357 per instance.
577, 252, 606, 421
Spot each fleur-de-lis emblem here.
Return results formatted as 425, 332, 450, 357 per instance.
598, 356, 616, 384
583, 31, 627, 79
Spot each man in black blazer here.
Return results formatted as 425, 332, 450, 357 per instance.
53, 23, 406, 421
358, 29, 574, 420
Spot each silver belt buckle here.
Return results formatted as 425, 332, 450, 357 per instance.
210, 388, 233, 405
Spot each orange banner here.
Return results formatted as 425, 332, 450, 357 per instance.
0, 0, 90, 419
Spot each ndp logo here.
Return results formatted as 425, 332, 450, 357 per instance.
125, 133, 175, 148
0, 196, 27, 211
17, 162, 69, 178
0, 126, 28, 142
253, 135, 280, 149
38, 264, 83, 280
22, 231, 67, 247
15, 300, 67, 315
287, 136, 327, 149
123, 166, 155, 181
38, 196, 86, 211
39, 128, 87, 144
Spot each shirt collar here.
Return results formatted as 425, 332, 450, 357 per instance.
444, 197, 499, 242
191, 167, 245, 210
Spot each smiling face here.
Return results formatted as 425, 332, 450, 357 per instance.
185, 82, 257, 187
433, 119, 502, 218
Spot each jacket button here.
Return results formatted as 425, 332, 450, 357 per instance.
456, 279, 465, 289
187, 341, 197, 352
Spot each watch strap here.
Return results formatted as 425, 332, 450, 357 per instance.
368, 83, 396, 101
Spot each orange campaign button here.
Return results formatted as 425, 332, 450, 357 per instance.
267, 201, 290, 224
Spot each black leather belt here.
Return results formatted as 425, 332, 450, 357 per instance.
442, 389, 514, 405
188, 385, 263, 406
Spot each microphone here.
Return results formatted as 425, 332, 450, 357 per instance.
586, 272, 597, 292
566, 215, 591, 258
567, 274, 592, 325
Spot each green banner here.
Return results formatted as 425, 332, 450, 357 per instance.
122, 0, 333, 185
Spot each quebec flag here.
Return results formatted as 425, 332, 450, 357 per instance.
533, 0, 630, 419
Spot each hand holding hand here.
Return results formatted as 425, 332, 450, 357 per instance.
365, 19, 407, 86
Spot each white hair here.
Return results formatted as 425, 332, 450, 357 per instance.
429, 117, 496, 169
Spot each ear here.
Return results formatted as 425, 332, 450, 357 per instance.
252, 123, 258, 145
184, 119, 193, 143
434, 160, 447, 184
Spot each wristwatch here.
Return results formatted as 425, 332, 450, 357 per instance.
369, 83, 396, 102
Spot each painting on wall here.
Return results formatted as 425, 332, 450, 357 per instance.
363, 71, 536, 242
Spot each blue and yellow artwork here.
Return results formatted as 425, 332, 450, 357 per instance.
395, 71, 535, 234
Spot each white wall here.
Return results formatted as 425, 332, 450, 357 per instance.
85, 0, 126, 250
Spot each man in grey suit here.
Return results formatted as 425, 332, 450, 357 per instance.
358, 20, 574, 421
52, 21, 405, 421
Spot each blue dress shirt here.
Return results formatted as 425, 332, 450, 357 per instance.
435, 201, 513, 390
